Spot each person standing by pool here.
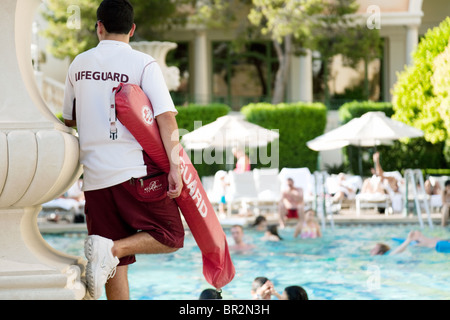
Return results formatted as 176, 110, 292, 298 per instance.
278, 177, 304, 229
232, 148, 251, 173
63, 0, 184, 299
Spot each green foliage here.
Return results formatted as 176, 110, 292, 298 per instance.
41, 0, 191, 60
241, 102, 327, 171
41, 0, 100, 60
392, 17, 450, 144
431, 41, 450, 163
175, 103, 231, 132
339, 100, 394, 124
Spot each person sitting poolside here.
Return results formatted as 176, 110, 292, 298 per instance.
331, 173, 357, 203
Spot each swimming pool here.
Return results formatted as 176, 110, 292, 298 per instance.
42, 224, 450, 300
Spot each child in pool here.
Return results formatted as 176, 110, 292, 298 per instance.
293, 210, 322, 239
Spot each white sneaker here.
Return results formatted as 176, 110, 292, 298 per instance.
84, 235, 120, 299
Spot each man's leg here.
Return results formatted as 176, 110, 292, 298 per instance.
278, 202, 287, 229
105, 232, 178, 300
105, 265, 129, 300
112, 231, 179, 258
442, 205, 449, 227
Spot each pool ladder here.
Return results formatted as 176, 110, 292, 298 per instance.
313, 171, 335, 230
403, 169, 433, 229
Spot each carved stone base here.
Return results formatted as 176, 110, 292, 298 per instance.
0, 207, 86, 300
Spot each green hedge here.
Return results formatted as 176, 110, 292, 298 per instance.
339, 100, 394, 124
241, 102, 327, 171
338, 101, 448, 176
175, 103, 230, 132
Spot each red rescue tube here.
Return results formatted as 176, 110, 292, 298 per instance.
114, 83, 235, 289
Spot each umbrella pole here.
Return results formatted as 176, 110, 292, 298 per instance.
358, 146, 363, 178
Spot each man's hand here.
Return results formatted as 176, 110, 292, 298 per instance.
167, 166, 182, 199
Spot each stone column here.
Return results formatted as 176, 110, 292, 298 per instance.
288, 50, 313, 103
193, 30, 210, 105
405, 25, 419, 66
0, 0, 86, 299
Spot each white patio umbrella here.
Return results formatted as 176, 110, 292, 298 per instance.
306, 111, 424, 176
181, 115, 279, 150
307, 111, 424, 151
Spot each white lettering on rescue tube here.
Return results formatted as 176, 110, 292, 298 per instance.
180, 156, 208, 218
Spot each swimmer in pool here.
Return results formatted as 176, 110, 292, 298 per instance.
371, 230, 450, 255
229, 225, 255, 251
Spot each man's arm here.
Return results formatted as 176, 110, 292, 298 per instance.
156, 111, 182, 199
64, 119, 77, 127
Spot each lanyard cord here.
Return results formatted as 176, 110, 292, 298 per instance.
110, 87, 118, 140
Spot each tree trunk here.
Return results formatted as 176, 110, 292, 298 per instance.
272, 35, 292, 104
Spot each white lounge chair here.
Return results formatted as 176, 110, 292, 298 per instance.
355, 171, 402, 216
226, 170, 260, 216
253, 168, 280, 214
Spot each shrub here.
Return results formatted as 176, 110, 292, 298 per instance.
338, 100, 394, 124
241, 102, 327, 171
176, 103, 230, 132
392, 17, 450, 144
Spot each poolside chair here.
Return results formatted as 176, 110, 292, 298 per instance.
326, 173, 362, 211
202, 175, 216, 205
253, 168, 281, 214
425, 175, 450, 212
355, 171, 403, 216
226, 170, 261, 216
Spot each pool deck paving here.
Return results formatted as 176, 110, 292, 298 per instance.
38, 208, 444, 234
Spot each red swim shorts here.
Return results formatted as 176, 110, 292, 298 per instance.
84, 180, 185, 266
287, 209, 299, 219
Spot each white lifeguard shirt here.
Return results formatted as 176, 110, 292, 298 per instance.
63, 40, 177, 191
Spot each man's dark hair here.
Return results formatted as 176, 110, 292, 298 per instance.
97, 0, 134, 34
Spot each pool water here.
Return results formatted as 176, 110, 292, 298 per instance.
42, 224, 450, 300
